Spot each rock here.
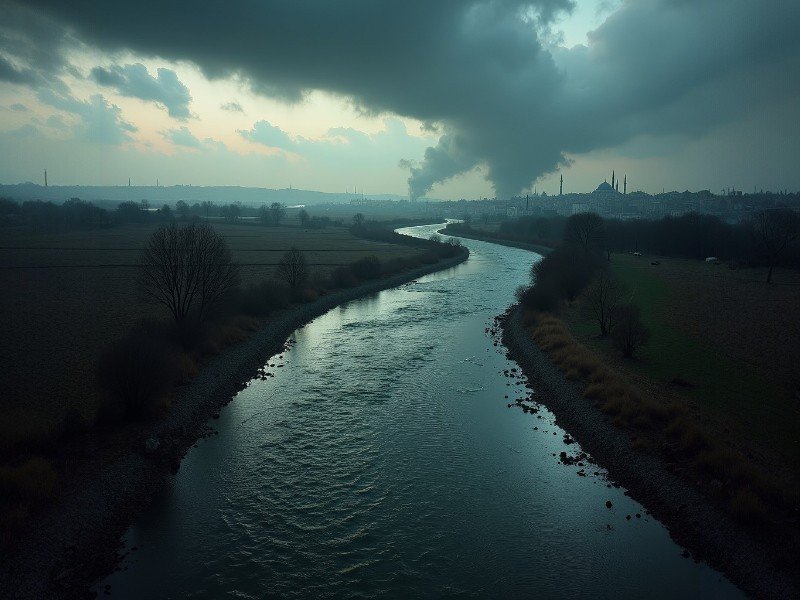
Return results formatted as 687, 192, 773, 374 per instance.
626, 515, 632, 520
144, 437, 160, 453
605, 500, 613, 508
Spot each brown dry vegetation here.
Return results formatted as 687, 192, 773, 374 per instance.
0, 222, 427, 449
525, 310, 796, 526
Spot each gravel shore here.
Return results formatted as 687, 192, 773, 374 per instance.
501, 304, 798, 599
0, 251, 468, 600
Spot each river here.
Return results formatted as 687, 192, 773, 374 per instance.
98, 223, 742, 598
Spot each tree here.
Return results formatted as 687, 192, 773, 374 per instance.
298, 209, 310, 228
269, 202, 286, 225
611, 304, 650, 358
175, 200, 189, 220
275, 247, 307, 289
564, 212, 605, 256
139, 222, 240, 324
159, 204, 173, 221
585, 269, 627, 336
752, 209, 799, 283
220, 203, 241, 222
352, 212, 365, 228
201, 200, 214, 219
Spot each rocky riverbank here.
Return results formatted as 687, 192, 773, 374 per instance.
500, 304, 798, 600
0, 250, 468, 600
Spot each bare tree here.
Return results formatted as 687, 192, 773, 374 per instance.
298, 209, 310, 228
139, 222, 240, 324
270, 202, 286, 226
564, 212, 606, 256
752, 209, 799, 283
585, 268, 627, 336
612, 304, 650, 358
275, 247, 308, 289
352, 212, 365, 228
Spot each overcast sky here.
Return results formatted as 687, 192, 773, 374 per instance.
0, 0, 798, 199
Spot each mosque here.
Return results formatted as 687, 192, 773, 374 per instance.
592, 170, 627, 196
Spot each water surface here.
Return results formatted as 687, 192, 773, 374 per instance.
100, 224, 741, 599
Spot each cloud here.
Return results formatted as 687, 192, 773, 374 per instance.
37, 89, 137, 144
90, 63, 192, 119
45, 114, 68, 130
10, 103, 29, 112
7, 0, 800, 197
162, 125, 203, 148
239, 120, 296, 150
1, 123, 38, 139
220, 101, 244, 113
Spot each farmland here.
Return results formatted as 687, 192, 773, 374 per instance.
0, 221, 429, 448
564, 253, 800, 469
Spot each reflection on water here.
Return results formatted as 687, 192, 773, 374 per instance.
99, 224, 742, 599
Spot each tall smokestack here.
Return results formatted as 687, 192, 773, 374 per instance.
44, 169, 47, 187
526, 193, 529, 211
559, 173, 563, 196
611, 170, 615, 190
623, 175, 627, 195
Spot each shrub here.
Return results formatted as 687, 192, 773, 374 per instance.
0, 457, 57, 506
350, 255, 382, 280
611, 304, 650, 358
276, 247, 308, 289
97, 330, 179, 419
239, 280, 292, 316
517, 282, 560, 312
729, 488, 769, 525
330, 266, 359, 288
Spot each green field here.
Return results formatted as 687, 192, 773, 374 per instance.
0, 222, 427, 448
568, 254, 799, 465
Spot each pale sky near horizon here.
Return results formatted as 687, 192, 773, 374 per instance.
0, 0, 798, 199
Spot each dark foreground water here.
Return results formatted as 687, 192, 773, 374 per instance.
99, 224, 742, 599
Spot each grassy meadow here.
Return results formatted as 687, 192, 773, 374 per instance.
0, 221, 428, 450
564, 253, 800, 468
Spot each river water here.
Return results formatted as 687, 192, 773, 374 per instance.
99, 224, 742, 599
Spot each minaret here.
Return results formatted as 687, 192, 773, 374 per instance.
611, 170, 615, 190
44, 169, 48, 187
128, 177, 131, 187
623, 175, 627, 195
559, 173, 563, 196
525, 194, 529, 211
616, 180, 619, 192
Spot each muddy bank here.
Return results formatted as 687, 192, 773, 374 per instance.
0, 251, 468, 600
439, 226, 553, 255
500, 304, 797, 599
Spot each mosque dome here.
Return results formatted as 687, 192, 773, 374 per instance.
594, 181, 615, 193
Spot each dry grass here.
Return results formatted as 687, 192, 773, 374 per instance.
526, 309, 794, 524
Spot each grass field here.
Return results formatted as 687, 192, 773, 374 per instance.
0, 221, 427, 448
565, 253, 800, 467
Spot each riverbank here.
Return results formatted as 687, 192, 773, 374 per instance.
439, 224, 553, 255
0, 249, 468, 600
500, 304, 798, 599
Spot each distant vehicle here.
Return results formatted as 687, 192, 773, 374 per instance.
651, 261, 660, 266
705, 256, 720, 264
633, 251, 642, 256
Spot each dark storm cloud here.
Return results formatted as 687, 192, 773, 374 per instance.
90, 63, 192, 119
9, 0, 800, 198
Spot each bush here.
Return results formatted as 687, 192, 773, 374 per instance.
0, 457, 57, 506
350, 255, 382, 280
97, 330, 180, 419
516, 282, 560, 312
331, 265, 359, 288
239, 280, 292, 316
611, 304, 650, 358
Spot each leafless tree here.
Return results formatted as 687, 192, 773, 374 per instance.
275, 247, 308, 289
585, 268, 627, 336
564, 212, 606, 256
352, 212, 365, 227
752, 209, 799, 283
270, 202, 286, 225
139, 222, 240, 324
612, 304, 650, 358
